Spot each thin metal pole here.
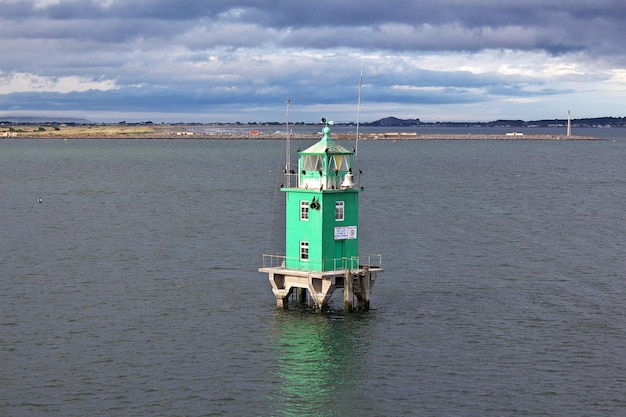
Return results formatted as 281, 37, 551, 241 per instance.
285, 98, 291, 187
355, 69, 362, 157
354, 71, 363, 187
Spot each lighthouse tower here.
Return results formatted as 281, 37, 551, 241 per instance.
260, 118, 383, 311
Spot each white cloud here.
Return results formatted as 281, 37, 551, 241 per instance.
608, 69, 626, 85
32, 0, 61, 9
31, 0, 116, 9
0, 72, 119, 94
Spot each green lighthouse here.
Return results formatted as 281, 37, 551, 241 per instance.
260, 118, 383, 311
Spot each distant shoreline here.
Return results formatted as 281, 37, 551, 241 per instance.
0, 124, 597, 140
1, 133, 598, 141
333, 133, 597, 141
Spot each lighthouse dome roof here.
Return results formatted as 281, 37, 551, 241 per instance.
300, 131, 352, 155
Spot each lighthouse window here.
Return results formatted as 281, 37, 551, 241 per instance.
300, 201, 309, 221
300, 241, 309, 260
335, 201, 344, 221
302, 155, 323, 172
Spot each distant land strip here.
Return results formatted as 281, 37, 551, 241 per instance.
1, 124, 596, 140
332, 133, 596, 140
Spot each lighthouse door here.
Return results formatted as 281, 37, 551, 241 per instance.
334, 239, 344, 270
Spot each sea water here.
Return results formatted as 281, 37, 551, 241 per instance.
1, 130, 625, 416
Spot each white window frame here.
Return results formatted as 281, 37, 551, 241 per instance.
335, 201, 345, 221
300, 200, 309, 221
300, 241, 309, 260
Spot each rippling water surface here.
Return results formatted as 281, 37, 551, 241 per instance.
2, 131, 625, 416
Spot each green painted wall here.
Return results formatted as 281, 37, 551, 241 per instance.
284, 188, 359, 272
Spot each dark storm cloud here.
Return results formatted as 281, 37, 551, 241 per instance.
1, 0, 625, 121
6, 0, 625, 55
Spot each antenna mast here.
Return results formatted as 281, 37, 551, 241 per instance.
355, 69, 363, 157
284, 98, 291, 187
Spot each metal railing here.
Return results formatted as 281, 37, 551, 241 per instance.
261, 253, 382, 271
359, 253, 383, 268
260, 253, 288, 268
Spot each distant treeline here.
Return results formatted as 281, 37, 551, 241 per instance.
364, 116, 626, 128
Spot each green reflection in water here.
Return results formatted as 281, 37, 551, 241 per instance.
269, 311, 371, 417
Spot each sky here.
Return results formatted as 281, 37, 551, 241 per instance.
1, 0, 625, 123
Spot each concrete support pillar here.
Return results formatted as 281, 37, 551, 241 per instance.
344, 270, 353, 312
308, 277, 335, 311
362, 268, 371, 311
355, 267, 371, 311
268, 272, 291, 309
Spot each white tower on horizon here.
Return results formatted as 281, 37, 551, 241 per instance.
567, 110, 571, 137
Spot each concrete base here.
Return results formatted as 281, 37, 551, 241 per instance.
259, 266, 383, 311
